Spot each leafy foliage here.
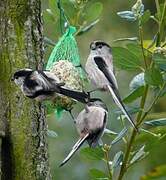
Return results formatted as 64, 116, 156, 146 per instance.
145, 118, 166, 127
112, 47, 142, 70
89, 169, 108, 180
43, 0, 103, 36
129, 73, 145, 90
43, 0, 166, 179
111, 128, 128, 145
153, 53, 166, 71
130, 145, 149, 165
80, 147, 104, 161
47, 129, 58, 138
144, 67, 163, 86
123, 86, 145, 104
117, 11, 136, 21
112, 151, 123, 169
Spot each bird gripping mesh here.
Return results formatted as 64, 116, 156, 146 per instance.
45, 26, 84, 119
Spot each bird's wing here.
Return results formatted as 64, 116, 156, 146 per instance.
75, 106, 107, 147
87, 111, 107, 148
30, 71, 61, 91
28, 70, 89, 103
87, 106, 107, 131
94, 56, 118, 90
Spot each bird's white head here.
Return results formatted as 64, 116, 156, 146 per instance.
12, 69, 32, 87
90, 40, 111, 56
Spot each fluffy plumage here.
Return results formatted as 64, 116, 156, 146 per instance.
12, 69, 89, 103
85, 41, 138, 131
59, 99, 108, 167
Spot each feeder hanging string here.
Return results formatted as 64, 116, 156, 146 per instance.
57, 0, 70, 34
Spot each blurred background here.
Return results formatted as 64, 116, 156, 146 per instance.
42, 0, 166, 179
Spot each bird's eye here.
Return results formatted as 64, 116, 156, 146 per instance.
98, 45, 102, 49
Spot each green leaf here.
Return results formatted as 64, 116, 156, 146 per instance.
84, 2, 103, 22
125, 72, 146, 105
112, 47, 141, 70
44, 37, 56, 46
114, 106, 140, 115
145, 67, 163, 86
141, 10, 151, 24
113, 37, 138, 43
126, 43, 144, 60
80, 147, 104, 161
140, 128, 161, 138
144, 118, 166, 127
131, 0, 144, 17
129, 73, 145, 90
77, 19, 100, 36
130, 145, 149, 165
111, 128, 128, 145
117, 11, 136, 21
153, 53, 166, 71
62, 1, 76, 20
47, 129, 58, 138
112, 151, 123, 169
104, 128, 118, 135
123, 86, 145, 104
89, 169, 107, 179
159, 85, 166, 97
141, 165, 166, 180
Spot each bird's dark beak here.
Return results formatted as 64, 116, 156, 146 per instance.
90, 43, 96, 50
11, 76, 14, 81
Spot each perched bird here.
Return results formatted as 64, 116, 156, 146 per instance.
60, 98, 108, 167
85, 40, 138, 131
12, 68, 89, 103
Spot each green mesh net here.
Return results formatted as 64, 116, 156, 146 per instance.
45, 26, 85, 119
46, 26, 81, 70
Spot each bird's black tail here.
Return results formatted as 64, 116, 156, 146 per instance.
58, 87, 89, 104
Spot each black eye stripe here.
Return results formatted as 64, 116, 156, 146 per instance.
14, 70, 33, 78
95, 42, 110, 48
90, 41, 111, 50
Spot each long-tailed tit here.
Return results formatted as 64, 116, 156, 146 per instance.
12, 69, 89, 103
60, 98, 108, 167
85, 41, 138, 131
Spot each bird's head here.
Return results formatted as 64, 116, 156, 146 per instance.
12, 69, 33, 87
88, 98, 108, 111
90, 41, 111, 55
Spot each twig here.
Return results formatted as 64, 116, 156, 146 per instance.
139, 26, 148, 69
103, 145, 112, 180
57, 0, 70, 34
138, 82, 166, 125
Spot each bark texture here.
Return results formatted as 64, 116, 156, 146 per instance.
0, 0, 51, 179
